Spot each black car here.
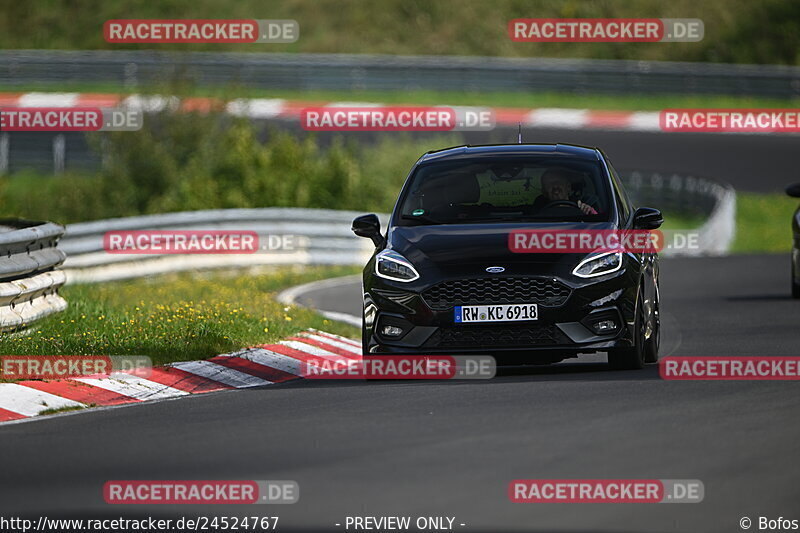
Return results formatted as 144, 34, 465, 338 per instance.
787, 183, 800, 299
351, 144, 663, 370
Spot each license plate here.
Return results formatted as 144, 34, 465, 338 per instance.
454, 303, 538, 323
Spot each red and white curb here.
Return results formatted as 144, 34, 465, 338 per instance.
0, 91, 662, 132
0, 329, 361, 424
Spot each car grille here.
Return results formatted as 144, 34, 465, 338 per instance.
421, 277, 571, 310
424, 325, 570, 349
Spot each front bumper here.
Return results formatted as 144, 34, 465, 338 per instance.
363, 267, 639, 356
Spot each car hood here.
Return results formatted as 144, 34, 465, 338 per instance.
387, 222, 619, 279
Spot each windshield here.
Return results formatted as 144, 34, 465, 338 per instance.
395, 156, 612, 226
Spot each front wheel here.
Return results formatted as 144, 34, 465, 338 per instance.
608, 292, 646, 370
361, 315, 369, 356
643, 284, 660, 363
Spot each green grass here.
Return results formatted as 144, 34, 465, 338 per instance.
0, 265, 361, 367
732, 193, 798, 253
660, 212, 706, 231
661, 193, 798, 254
7, 82, 799, 112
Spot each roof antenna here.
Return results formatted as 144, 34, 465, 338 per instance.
518, 122, 522, 144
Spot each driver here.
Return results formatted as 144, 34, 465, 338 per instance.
533, 168, 598, 215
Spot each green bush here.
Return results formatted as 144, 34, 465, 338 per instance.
1, 0, 798, 65
0, 110, 460, 223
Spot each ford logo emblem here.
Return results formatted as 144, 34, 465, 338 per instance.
486, 266, 505, 273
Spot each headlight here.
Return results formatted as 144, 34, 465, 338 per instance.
375, 250, 420, 282
572, 251, 622, 278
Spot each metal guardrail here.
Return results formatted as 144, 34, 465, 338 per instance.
0, 219, 67, 332
2, 50, 800, 97
60, 208, 384, 283
621, 171, 736, 256
0, 131, 97, 175
60, 173, 735, 283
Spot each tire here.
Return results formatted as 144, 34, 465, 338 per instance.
792, 257, 800, 299
608, 291, 646, 370
643, 284, 660, 363
361, 315, 369, 356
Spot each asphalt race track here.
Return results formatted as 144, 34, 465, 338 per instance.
282, 124, 799, 193
1, 254, 799, 532
480, 128, 799, 194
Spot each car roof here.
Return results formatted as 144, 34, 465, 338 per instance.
418, 143, 602, 163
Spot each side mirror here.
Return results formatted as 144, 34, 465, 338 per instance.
786, 183, 800, 198
633, 207, 663, 230
352, 214, 385, 248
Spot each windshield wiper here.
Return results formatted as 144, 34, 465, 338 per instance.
460, 214, 603, 223
400, 213, 443, 225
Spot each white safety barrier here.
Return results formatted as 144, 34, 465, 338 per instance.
0, 220, 67, 331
